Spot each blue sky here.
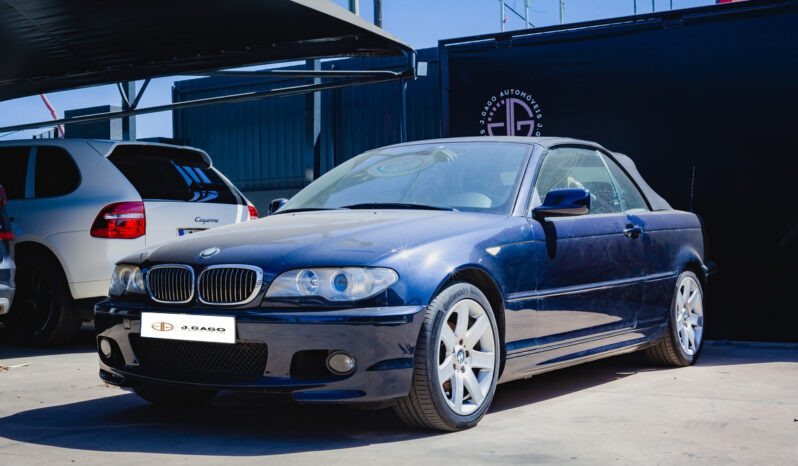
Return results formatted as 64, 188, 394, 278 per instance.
0, 0, 713, 140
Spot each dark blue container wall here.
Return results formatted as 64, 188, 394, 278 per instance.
440, 0, 798, 342
173, 48, 440, 189
173, 76, 309, 190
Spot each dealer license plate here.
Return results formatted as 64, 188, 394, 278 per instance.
140, 312, 236, 344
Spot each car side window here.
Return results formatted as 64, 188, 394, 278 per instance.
34, 146, 80, 198
0, 146, 30, 199
532, 147, 622, 215
600, 152, 649, 212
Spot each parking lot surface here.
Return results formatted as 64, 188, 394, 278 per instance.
0, 333, 795, 465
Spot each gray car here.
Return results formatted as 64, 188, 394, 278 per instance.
0, 185, 15, 316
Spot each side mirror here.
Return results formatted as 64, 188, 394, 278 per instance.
268, 198, 288, 215
533, 188, 590, 219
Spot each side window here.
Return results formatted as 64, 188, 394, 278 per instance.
532, 147, 622, 215
34, 146, 80, 198
0, 146, 30, 199
601, 152, 649, 212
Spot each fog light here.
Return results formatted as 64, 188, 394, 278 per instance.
99, 338, 113, 359
326, 351, 356, 375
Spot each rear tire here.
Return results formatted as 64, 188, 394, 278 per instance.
133, 384, 219, 406
394, 282, 500, 431
5, 250, 82, 346
645, 271, 705, 366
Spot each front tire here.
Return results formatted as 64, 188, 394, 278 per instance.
645, 271, 705, 366
394, 282, 500, 431
133, 384, 219, 406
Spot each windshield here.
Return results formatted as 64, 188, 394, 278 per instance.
280, 142, 531, 215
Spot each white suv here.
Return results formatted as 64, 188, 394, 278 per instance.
0, 139, 257, 345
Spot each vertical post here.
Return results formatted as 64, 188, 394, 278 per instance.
304, 60, 321, 182
500, 0, 505, 32
634, 0, 637, 14
373, 0, 382, 27
399, 51, 415, 143
121, 81, 136, 140
670, 0, 673, 10
399, 79, 408, 142
652, 0, 656, 12
524, 0, 530, 28
559, 0, 564, 24
348, 0, 359, 15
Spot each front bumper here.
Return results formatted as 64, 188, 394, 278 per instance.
95, 301, 426, 404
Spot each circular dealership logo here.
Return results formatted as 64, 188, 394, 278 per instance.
199, 247, 220, 258
479, 88, 543, 137
151, 322, 174, 332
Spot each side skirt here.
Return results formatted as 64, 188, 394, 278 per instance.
498, 324, 666, 384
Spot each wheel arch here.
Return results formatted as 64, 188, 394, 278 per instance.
435, 266, 507, 378
13, 240, 74, 297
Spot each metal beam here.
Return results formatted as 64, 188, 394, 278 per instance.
0, 74, 412, 134
191, 69, 403, 79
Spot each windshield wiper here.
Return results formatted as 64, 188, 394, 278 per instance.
341, 202, 456, 211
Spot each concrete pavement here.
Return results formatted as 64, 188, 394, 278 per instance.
0, 333, 796, 465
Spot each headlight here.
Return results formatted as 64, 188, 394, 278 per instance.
265, 267, 398, 301
109, 264, 146, 297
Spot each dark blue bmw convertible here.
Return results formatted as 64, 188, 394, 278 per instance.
96, 137, 710, 431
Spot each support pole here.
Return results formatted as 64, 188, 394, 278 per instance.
348, 0, 359, 15
559, 0, 564, 24
399, 79, 408, 142
525, 0, 530, 28
500, 0, 505, 32
373, 0, 382, 27
120, 81, 136, 140
652, 0, 656, 12
304, 60, 321, 182
634, 0, 637, 15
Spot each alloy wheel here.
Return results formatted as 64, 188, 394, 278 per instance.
675, 276, 704, 356
436, 298, 496, 416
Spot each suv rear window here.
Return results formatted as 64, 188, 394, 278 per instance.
35, 146, 81, 198
108, 146, 241, 205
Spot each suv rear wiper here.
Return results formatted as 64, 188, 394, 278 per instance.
341, 202, 456, 211
273, 207, 347, 215
189, 181, 228, 191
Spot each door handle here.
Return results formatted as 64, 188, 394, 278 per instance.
623, 225, 643, 239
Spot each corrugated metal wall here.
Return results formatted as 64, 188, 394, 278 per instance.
173, 48, 440, 191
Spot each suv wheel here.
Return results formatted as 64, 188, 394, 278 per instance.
7, 251, 82, 346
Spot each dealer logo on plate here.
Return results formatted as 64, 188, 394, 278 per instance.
479, 88, 544, 137
151, 322, 174, 332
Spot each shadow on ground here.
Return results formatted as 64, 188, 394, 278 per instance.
0, 327, 96, 358
0, 341, 795, 456
0, 352, 653, 456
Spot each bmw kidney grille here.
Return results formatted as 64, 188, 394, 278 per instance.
197, 265, 263, 305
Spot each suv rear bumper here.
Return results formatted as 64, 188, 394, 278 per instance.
95, 301, 426, 404
0, 282, 14, 315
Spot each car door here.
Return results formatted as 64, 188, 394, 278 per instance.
527, 146, 646, 347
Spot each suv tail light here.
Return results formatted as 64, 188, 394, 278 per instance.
0, 186, 11, 240
248, 204, 259, 220
91, 202, 146, 239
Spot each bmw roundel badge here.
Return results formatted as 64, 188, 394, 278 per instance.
199, 247, 220, 259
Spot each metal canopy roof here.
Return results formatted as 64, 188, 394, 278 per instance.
0, 0, 413, 102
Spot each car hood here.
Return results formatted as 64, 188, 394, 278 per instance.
128, 209, 509, 274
